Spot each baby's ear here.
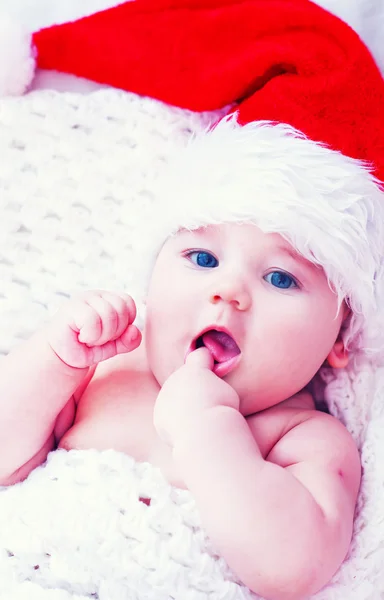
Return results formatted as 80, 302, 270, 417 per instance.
342, 304, 352, 323
326, 302, 351, 368
327, 340, 349, 369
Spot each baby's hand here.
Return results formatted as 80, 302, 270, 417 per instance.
47, 291, 142, 369
154, 347, 240, 448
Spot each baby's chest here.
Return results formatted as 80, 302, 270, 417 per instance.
57, 363, 302, 488
58, 372, 187, 487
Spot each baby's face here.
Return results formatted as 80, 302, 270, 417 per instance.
144, 223, 347, 415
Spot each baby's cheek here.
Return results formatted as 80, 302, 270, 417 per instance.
145, 325, 178, 386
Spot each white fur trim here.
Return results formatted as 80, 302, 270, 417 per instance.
0, 16, 35, 96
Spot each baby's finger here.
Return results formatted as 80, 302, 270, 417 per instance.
116, 293, 137, 324
69, 301, 102, 346
116, 324, 142, 353
102, 291, 137, 321
79, 295, 118, 346
86, 339, 122, 364
87, 326, 142, 364
185, 347, 214, 370
98, 292, 133, 340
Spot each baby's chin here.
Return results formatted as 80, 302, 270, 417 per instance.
239, 396, 280, 416
236, 382, 299, 416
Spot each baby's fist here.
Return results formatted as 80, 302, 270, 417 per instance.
47, 291, 141, 368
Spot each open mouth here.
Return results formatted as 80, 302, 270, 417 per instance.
189, 328, 241, 377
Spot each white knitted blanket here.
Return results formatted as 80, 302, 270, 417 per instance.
0, 84, 384, 600
1, 1, 384, 596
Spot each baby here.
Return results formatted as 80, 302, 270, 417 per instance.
1, 118, 383, 600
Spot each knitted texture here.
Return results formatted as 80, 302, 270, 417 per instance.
0, 89, 384, 599
0, 89, 227, 354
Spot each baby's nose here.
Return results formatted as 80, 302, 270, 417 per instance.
209, 279, 251, 311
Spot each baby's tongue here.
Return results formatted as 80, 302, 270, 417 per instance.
201, 331, 240, 363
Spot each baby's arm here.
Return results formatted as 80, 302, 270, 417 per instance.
175, 409, 359, 600
154, 349, 361, 600
0, 291, 141, 485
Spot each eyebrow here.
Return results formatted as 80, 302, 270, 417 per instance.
277, 245, 319, 271
183, 227, 210, 237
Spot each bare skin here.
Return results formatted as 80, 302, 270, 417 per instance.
57, 343, 315, 488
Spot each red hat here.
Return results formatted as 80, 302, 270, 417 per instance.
2, 0, 384, 182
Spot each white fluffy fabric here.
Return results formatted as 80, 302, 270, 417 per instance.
0, 90, 226, 354
1, 88, 384, 599
0, 16, 34, 95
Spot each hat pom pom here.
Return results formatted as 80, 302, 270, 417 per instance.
0, 16, 35, 96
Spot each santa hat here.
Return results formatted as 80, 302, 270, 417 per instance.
0, 0, 384, 179
2, 0, 384, 178
2, 0, 384, 356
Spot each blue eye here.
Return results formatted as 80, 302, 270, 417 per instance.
187, 251, 218, 268
264, 271, 297, 289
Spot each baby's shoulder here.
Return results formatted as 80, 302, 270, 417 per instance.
246, 390, 315, 458
249, 392, 360, 491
